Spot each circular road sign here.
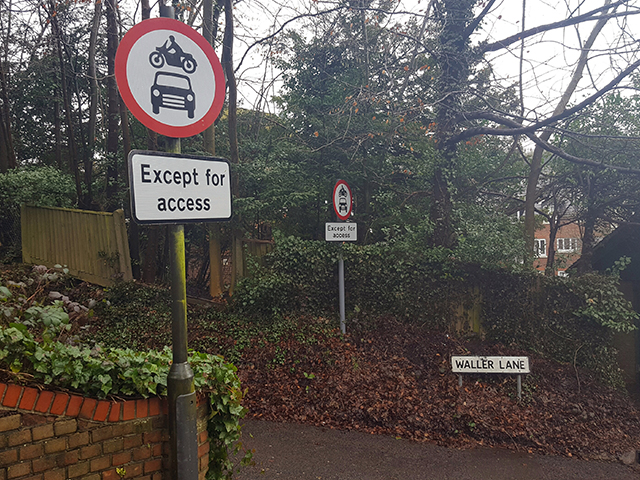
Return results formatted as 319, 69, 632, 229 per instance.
333, 179, 353, 221
115, 18, 225, 138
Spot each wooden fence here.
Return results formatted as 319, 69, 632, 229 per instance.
21, 205, 132, 286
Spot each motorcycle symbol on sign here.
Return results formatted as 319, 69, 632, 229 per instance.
149, 36, 197, 118
149, 36, 197, 74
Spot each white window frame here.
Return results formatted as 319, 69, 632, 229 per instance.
557, 237, 578, 253
557, 270, 569, 277
534, 238, 547, 258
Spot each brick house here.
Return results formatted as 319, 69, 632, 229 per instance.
533, 222, 583, 276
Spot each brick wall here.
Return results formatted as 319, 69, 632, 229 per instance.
0, 383, 210, 480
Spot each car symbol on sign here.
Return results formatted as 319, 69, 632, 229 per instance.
151, 71, 195, 118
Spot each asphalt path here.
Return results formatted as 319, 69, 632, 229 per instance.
235, 419, 639, 480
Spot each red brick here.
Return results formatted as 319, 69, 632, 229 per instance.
103, 438, 124, 454
136, 399, 148, 418
90, 455, 110, 472
122, 401, 135, 421
43, 471, 66, 480
79, 398, 97, 420
102, 470, 120, 480
3, 385, 22, 408
7, 462, 31, 478
108, 403, 121, 422
68, 461, 90, 478
0, 414, 21, 432
0, 383, 7, 402
133, 445, 152, 461
93, 401, 111, 422
0, 449, 18, 466
161, 399, 168, 415
66, 395, 84, 417
34, 391, 54, 413
49, 394, 70, 415
32, 423, 54, 441
143, 430, 162, 444
199, 452, 209, 471
148, 398, 161, 417
198, 441, 210, 457
32, 455, 57, 473
124, 434, 143, 450
144, 458, 163, 474
111, 451, 131, 466
19, 443, 44, 461
44, 438, 67, 454
198, 431, 208, 443
152, 444, 162, 457
8, 429, 31, 446
79, 444, 102, 460
68, 431, 90, 448
18, 387, 38, 411
56, 450, 78, 467
123, 462, 143, 478
53, 419, 76, 436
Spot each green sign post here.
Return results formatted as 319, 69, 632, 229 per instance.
116, 5, 226, 478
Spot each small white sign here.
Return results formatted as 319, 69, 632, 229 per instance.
128, 150, 231, 224
325, 222, 357, 241
451, 356, 530, 374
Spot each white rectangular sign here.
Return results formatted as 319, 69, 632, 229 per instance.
128, 150, 232, 224
325, 222, 357, 241
451, 356, 530, 374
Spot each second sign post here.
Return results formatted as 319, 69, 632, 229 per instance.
326, 180, 356, 334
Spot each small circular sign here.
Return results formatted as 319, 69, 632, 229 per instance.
333, 180, 353, 221
115, 18, 225, 138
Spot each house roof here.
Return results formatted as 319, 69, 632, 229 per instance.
570, 220, 640, 282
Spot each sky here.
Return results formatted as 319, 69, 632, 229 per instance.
120, 0, 640, 118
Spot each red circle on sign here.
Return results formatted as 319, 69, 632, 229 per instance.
115, 18, 225, 138
333, 180, 353, 221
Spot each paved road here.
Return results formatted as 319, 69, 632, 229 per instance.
236, 419, 639, 480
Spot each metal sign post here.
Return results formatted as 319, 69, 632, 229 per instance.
326, 180, 356, 335
116, 7, 226, 479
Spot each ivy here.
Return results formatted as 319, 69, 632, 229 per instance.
0, 272, 249, 480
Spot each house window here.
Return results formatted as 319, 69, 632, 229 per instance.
557, 237, 579, 253
557, 270, 569, 277
534, 238, 547, 258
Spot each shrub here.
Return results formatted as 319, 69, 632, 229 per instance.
0, 268, 249, 479
232, 235, 638, 387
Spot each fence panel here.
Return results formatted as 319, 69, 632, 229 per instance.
21, 205, 132, 286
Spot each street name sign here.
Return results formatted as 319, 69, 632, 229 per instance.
325, 222, 357, 241
115, 18, 225, 138
128, 150, 231, 224
451, 356, 530, 374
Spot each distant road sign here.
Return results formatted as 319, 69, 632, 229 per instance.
333, 180, 352, 221
128, 150, 231, 224
115, 18, 225, 138
325, 222, 357, 241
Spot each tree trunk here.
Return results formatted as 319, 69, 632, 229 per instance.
222, 0, 243, 293
203, 0, 225, 297
523, 0, 613, 262
49, 0, 82, 203
430, 0, 476, 248
54, 97, 62, 169
0, 0, 16, 171
85, 0, 102, 207
105, 0, 119, 209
